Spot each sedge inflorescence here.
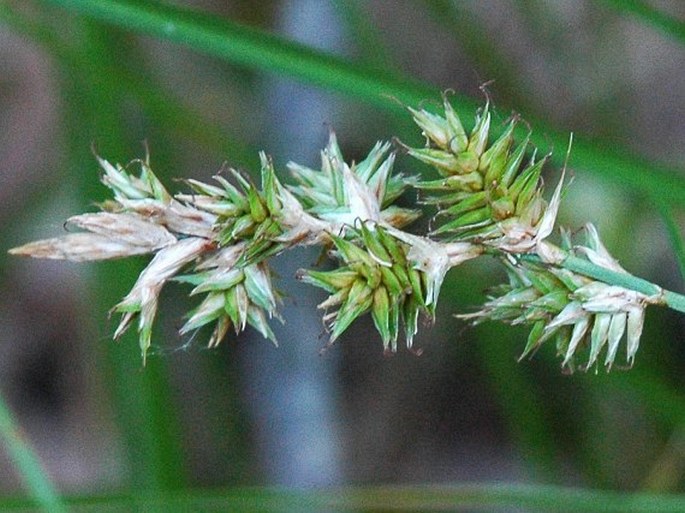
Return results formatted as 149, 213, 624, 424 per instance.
10, 96, 666, 372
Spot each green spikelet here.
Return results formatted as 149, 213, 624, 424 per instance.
287, 133, 420, 229
406, 97, 550, 242
457, 226, 654, 372
297, 224, 432, 352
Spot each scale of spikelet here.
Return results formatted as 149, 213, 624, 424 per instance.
458, 225, 657, 372
297, 223, 434, 352
405, 97, 550, 245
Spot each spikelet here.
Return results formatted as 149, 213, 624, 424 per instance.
405, 96, 562, 253
287, 133, 420, 232
11, 155, 288, 361
176, 250, 281, 348
458, 224, 658, 372
297, 223, 427, 352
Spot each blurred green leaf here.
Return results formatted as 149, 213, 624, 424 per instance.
0, 392, 67, 513
33, 0, 685, 206
599, 0, 685, 45
1, 483, 685, 512
656, 201, 685, 287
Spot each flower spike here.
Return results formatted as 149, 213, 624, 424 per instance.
458, 225, 660, 372
9, 99, 682, 372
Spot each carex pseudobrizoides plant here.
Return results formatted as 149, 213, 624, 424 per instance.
10, 95, 685, 372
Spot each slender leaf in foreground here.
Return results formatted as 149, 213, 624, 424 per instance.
2, 484, 685, 513
0, 391, 67, 513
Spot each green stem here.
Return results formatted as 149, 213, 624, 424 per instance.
39, 0, 437, 107
72, 22, 187, 492
0, 391, 67, 513
520, 252, 685, 314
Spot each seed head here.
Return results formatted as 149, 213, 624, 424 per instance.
298, 223, 480, 352
405, 98, 566, 257
458, 224, 658, 372
287, 133, 420, 232
8, 99, 674, 374
177, 260, 280, 348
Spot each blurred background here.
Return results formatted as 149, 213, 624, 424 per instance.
0, 0, 684, 505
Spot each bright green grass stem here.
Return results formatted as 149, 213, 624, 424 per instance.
599, 0, 685, 45
522, 253, 685, 314
0, 392, 67, 513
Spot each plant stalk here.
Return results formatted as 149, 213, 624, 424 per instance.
0, 391, 67, 513
520, 252, 685, 314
